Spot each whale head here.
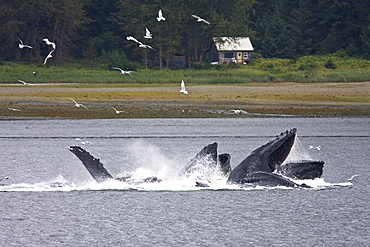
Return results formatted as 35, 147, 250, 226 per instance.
227, 128, 297, 183
257, 128, 297, 172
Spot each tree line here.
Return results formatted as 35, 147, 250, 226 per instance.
1, 0, 369, 68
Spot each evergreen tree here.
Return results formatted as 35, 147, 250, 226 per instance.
182, 0, 255, 66
114, 0, 254, 68
260, 1, 295, 58
360, 23, 370, 58
80, 0, 123, 60
288, 0, 315, 56
1, 0, 370, 64
0, 0, 88, 63
315, 0, 370, 55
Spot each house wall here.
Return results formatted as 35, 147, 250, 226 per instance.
218, 51, 252, 64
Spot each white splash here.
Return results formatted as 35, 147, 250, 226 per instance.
126, 140, 178, 181
285, 136, 312, 162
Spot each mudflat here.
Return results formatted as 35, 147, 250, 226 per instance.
0, 81, 369, 118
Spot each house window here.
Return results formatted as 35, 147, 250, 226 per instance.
243, 52, 249, 59
224, 52, 234, 58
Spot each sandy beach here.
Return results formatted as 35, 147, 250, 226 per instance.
0, 81, 369, 118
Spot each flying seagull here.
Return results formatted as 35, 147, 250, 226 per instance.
18, 38, 33, 49
75, 138, 93, 145
112, 67, 133, 76
42, 38, 56, 50
138, 43, 154, 50
69, 98, 88, 109
81, 140, 93, 145
126, 36, 141, 44
43, 50, 53, 64
309, 145, 322, 151
127, 36, 154, 50
17, 80, 28, 85
347, 175, 359, 181
157, 9, 165, 22
110, 106, 125, 114
180, 80, 188, 94
144, 28, 152, 39
191, 15, 210, 24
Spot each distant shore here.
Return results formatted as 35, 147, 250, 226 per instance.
0, 81, 369, 119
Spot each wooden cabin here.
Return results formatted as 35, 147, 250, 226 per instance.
213, 37, 254, 64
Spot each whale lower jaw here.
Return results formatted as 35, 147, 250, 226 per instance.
240, 172, 311, 188
276, 160, 324, 180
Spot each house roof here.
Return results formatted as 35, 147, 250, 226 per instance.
213, 37, 254, 51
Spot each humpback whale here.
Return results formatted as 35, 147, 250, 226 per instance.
227, 128, 312, 187
178, 142, 231, 178
177, 142, 231, 187
69, 128, 323, 188
68, 143, 230, 185
68, 146, 162, 184
228, 128, 297, 183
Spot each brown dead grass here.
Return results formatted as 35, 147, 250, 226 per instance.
0, 81, 369, 118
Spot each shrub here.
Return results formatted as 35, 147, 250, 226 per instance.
324, 59, 336, 69
296, 59, 318, 72
252, 58, 294, 73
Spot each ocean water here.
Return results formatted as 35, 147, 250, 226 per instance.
0, 117, 369, 246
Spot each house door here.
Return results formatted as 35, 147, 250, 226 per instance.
237, 52, 242, 63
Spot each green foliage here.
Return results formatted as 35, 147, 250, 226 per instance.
0, 0, 89, 62
252, 0, 370, 58
0, 55, 369, 84
260, 1, 296, 58
360, 24, 370, 58
252, 58, 295, 73
1, 0, 370, 68
295, 57, 318, 72
287, 0, 315, 56
324, 59, 336, 69
114, 0, 255, 68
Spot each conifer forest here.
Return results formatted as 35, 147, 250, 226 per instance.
1, 0, 369, 68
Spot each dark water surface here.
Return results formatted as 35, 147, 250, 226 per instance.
0, 117, 369, 246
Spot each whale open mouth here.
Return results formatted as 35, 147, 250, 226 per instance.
266, 128, 297, 171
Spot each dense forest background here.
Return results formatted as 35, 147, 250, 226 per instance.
1, 0, 369, 69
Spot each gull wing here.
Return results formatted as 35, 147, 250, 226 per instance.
112, 67, 123, 72
181, 80, 186, 91
126, 36, 140, 44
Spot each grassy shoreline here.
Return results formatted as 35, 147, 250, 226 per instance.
1, 55, 369, 119
1, 52, 370, 84
1, 65, 370, 84
1, 81, 369, 119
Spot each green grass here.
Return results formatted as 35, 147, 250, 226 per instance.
1, 53, 369, 84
